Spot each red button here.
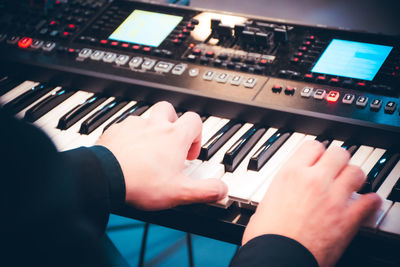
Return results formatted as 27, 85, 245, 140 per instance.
326, 91, 340, 103
68, 24, 75, 29
121, 43, 129, 48
18, 37, 33, 48
100, 39, 108, 44
110, 41, 118, 46
143, 47, 151, 52
132, 45, 140, 50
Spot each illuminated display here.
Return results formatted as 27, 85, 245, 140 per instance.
312, 39, 393, 81
108, 10, 183, 47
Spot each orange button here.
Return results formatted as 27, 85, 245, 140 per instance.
326, 91, 340, 102
18, 37, 32, 48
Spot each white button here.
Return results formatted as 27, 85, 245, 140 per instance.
203, 70, 216, 81
115, 54, 130, 66
215, 73, 229, 83
230, 75, 243, 86
141, 58, 156, 70
243, 77, 257, 88
129, 57, 143, 69
342, 94, 355, 104
172, 64, 187, 75
154, 61, 174, 73
78, 48, 92, 59
301, 87, 313, 98
90, 50, 105, 61
189, 68, 199, 77
313, 89, 326, 100
103, 52, 117, 63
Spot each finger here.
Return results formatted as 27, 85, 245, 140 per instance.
176, 176, 228, 205
288, 140, 326, 167
314, 146, 351, 180
174, 112, 203, 160
333, 165, 366, 198
347, 193, 382, 228
149, 101, 178, 123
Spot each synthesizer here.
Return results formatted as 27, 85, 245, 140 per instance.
0, 0, 399, 264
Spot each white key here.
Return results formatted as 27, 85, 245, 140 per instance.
0, 81, 38, 105
349, 145, 374, 167
227, 132, 304, 204
223, 128, 278, 201
50, 97, 116, 150
360, 148, 386, 176
201, 118, 230, 146
201, 116, 222, 145
183, 159, 203, 176
64, 101, 135, 151
189, 123, 253, 180
328, 140, 344, 149
376, 160, 400, 199
379, 202, 400, 235
34, 91, 92, 132
15, 87, 62, 119
250, 133, 311, 205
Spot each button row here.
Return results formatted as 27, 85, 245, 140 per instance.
300, 87, 398, 113
197, 70, 257, 88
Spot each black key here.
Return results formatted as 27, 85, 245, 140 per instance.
223, 125, 266, 172
359, 151, 400, 194
79, 100, 128, 135
198, 120, 242, 161
24, 89, 75, 122
0, 78, 25, 96
341, 141, 359, 156
176, 108, 187, 118
388, 177, 400, 202
248, 129, 292, 171
57, 94, 107, 130
3, 83, 54, 114
200, 114, 209, 122
315, 135, 332, 148
103, 101, 149, 132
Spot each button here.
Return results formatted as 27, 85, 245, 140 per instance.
18, 37, 33, 48
218, 53, 228, 60
326, 91, 340, 103
215, 73, 229, 83
30, 39, 44, 49
115, 54, 130, 66
230, 75, 243, 86
356, 96, 368, 108
243, 77, 257, 88
78, 48, 93, 59
154, 61, 174, 73
90, 50, 105, 61
272, 85, 282, 93
110, 41, 119, 46
284, 86, 296, 95
141, 58, 156, 70
329, 77, 340, 84
202, 70, 216, 81
304, 73, 314, 81
162, 50, 173, 58
7, 36, 20, 45
189, 68, 199, 77
313, 89, 326, 100
342, 94, 355, 104
370, 99, 382, 111
301, 87, 313, 98
129, 57, 143, 69
42, 41, 56, 52
0, 34, 7, 43
200, 56, 210, 65
172, 63, 188, 75
187, 54, 197, 62
103, 52, 117, 63
384, 101, 397, 114
192, 48, 201, 55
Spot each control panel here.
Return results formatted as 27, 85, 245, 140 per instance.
0, 0, 399, 128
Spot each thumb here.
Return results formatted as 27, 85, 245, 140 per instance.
348, 193, 382, 227
178, 176, 228, 205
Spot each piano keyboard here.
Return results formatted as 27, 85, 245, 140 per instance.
2, 78, 400, 236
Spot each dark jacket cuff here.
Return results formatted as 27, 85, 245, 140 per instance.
88, 145, 126, 207
230, 234, 318, 267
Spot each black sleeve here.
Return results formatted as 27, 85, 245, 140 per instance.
0, 110, 125, 266
230, 234, 319, 267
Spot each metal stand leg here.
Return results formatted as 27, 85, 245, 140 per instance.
138, 223, 150, 267
186, 233, 194, 267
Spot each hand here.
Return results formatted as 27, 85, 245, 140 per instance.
96, 101, 228, 210
242, 140, 381, 267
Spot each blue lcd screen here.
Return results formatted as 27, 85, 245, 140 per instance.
311, 39, 393, 81
108, 10, 183, 47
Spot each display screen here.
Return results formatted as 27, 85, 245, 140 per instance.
108, 10, 183, 47
311, 39, 393, 81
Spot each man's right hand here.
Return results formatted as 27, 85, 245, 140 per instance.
242, 140, 382, 267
